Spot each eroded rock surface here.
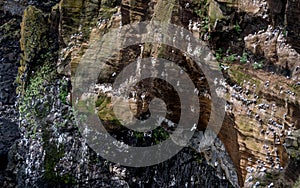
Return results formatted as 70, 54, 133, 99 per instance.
0, 0, 300, 187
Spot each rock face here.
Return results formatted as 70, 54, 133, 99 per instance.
18, 6, 49, 85
59, 0, 101, 44
0, 10, 20, 105
286, 130, 300, 161
0, 3, 21, 187
285, 0, 300, 53
205, 0, 300, 187
285, 129, 300, 182
0, 0, 300, 187
57, 0, 102, 75
244, 25, 300, 78
0, 113, 19, 187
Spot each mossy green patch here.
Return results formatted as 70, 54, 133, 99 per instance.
240, 52, 248, 64
293, 177, 300, 188
95, 94, 120, 124
223, 54, 238, 63
101, 0, 121, 8
0, 18, 20, 40
59, 81, 69, 105
73, 93, 121, 130
20, 6, 49, 65
229, 67, 260, 90
17, 5, 58, 94
238, 119, 254, 133
42, 128, 77, 185
99, 6, 118, 20
252, 61, 264, 70
18, 63, 57, 136
208, 0, 225, 25
289, 83, 300, 96
76, 99, 95, 114
152, 127, 169, 144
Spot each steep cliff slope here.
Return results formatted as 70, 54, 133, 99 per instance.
0, 0, 300, 187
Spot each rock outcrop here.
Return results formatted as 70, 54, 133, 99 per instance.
0, 0, 300, 187
0, 2, 22, 186
244, 25, 300, 78
285, 0, 300, 53
0, 8, 20, 104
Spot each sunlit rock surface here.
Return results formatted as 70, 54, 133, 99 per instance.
0, 0, 300, 187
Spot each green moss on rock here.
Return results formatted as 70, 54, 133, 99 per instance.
59, 0, 101, 44
208, 0, 225, 25
99, 6, 118, 20
17, 6, 57, 94
20, 6, 49, 65
43, 128, 77, 186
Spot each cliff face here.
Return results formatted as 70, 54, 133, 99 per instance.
0, 0, 300, 187
285, 0, 300, 53
204, 0, 300, 186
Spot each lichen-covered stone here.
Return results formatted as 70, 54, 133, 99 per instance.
18, 5, 59, 94
20, 6, 49, 64
208, 0, 225, 25
57, 0, 102, 76
18, 6, 47, 92
1, 0, 300, 187
59, 0, 101, 45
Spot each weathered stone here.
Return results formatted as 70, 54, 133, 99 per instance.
286, 136, 298, 148
285, 128, 300, 183
20, 6, 49, 65
101, 0, 121, 8
244, 25, 300, 78
57, 0, 101, 75
208, 0, 225, 25
0, 117, 19, 187
0, 18, 20, 104
3, 0, 26, 16
285, 0, 300, 53
59, 0, 101, 45
1, 0, 300, 187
